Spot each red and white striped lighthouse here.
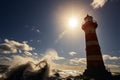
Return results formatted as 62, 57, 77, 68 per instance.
82, 15, 112, 80
82, 15, 105, 68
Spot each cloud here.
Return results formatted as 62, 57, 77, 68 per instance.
56, 69, 82, 78
0, 39, 32, 55
0, 43, 17, 54
91, 0, 108, 9
36, 29, 40, 33
69, 58, 86, 65
33, 52, 38, 55
24, 51, 32, 56
106, 64, 120, 69
69, 54, 120, 65
0, 55, 39, 67
69, 51, 77, 56
103, 54, 120, 60
105, 64, 120, 72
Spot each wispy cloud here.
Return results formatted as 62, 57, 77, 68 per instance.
69, 51, 77, 56
91, 0, 108, 9
69, 58, 86, 65
24, 51, 33, 56
103, 54, 120, 60
69, 54, 120, 66
36, 29, 40, 33
0, 39, 33, 55
0, 55, 39, 67
106, 64, 120, 69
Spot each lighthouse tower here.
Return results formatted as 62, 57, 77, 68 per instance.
82, 15, 112, 80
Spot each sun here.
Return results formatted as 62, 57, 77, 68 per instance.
68, 17, 78, 29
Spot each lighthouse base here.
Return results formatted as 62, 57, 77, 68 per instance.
83, 67, 113, 80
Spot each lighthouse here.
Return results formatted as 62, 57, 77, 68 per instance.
82, 15, 112, 80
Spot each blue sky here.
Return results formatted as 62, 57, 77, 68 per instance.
0, 0, 120, 72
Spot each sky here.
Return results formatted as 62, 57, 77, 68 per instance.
0, 0, 120, 72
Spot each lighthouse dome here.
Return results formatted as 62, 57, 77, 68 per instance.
84, 14, 93, 22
